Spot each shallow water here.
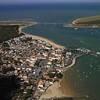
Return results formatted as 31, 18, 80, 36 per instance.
0, 3, 100, 100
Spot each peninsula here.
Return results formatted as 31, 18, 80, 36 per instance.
0, 21, 37, 42
72, 15, 100, 28
0, 21, 99, 100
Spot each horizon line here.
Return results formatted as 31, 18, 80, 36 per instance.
0, 2, 100, 5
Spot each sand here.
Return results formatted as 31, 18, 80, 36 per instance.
39, 56, 80, 100
39, 81, 66, 100
20, 23, 65, 49
20, 24, 77, 99
31, 35, 64, 48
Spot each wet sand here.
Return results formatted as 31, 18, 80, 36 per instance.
19, 22, 37, 33
39, 57, 78, 100
39, 82, 65, 100
20, 23, 77, 99
20, 23, 65, 49
31, 35, 65, 48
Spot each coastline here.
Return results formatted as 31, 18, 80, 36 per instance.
63, 55, 81, 72
1, 21, 98, 99
29, 34, 65, 49
19, 24, 79, 99
20, 24, 65, 49
71, 16, 100, 28
64, 23, 100, 29
0, 17, 99, 97
39, 56, 80, 100
19, 22, 38, 33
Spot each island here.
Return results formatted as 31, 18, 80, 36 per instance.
0, 21, 99, 100
72, 15, 100, 28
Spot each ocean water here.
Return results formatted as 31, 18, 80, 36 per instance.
0, 3, 100, 100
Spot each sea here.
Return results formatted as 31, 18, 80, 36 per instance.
0, 3, 100, 100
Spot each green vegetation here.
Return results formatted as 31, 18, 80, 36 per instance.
0, 25, 20, 42
0, 21, 36, 42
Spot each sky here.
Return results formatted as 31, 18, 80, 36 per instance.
0, 0, 100, 4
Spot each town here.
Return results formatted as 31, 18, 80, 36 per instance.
0, 34, 99, 100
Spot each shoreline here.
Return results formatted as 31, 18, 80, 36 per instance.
39, 55, 80, 100
19, 22, 38, 33
20, 24, 65, 49
29, 34, 65, 49
1, 20, 98, 100
63, 55, 81, 72
19, 24, 79, 99
64, 23, 100, 29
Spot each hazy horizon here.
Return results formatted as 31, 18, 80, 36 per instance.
0, 0, 100, 5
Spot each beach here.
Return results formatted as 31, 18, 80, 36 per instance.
20, 22, 65, 49
31, 35, 64, 48
39, 56, 79, 100
39, 82, 65, 100
19, 23, 96, 100
0, 3, 100, 100
19, 22, 38, 33
20, 25, 79, 99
